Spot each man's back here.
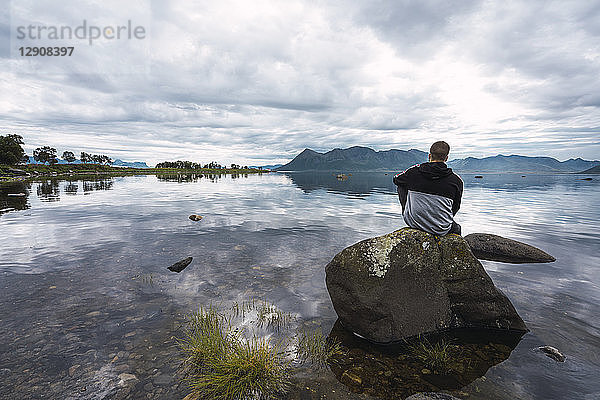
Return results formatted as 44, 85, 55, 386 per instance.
393, 162, 463, 236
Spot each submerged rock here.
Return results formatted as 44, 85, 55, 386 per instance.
325, 228, 527, 343
118, 373, 138, 385
328, 320, 524, 398
167, 256, 193, 273
538, 345, 566, 362
464, 233, 555, 263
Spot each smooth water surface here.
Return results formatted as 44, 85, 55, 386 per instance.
1, 172, 599, 399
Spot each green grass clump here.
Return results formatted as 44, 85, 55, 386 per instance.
408, 337, 461, 374
296, 328, 342, 367
256, 302, 294, 332
180, 306, 291, 400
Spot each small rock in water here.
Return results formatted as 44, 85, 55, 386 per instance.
189, 214, 203, 221
68, 365, 80, 377
538, 345, 566, 362
168, 256, 193, 273
341, 370, 362, 386
118, 373, 138, 384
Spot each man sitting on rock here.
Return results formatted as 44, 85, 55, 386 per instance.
393, 141, 463, 236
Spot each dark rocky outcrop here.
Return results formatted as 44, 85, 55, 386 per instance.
167, 257, 193, 273
325, 228, 527, 343
464, 233, 555, 263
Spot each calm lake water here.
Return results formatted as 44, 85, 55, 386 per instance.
1, 172, 599, 399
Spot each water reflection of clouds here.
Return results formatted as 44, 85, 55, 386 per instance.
1, 172, 599, 399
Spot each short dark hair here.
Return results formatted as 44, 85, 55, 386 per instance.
430, 141, 450, 161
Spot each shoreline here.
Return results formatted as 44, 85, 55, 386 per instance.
0, 164, 269, 184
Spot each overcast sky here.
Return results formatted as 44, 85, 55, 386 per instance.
1, 0, 599, 165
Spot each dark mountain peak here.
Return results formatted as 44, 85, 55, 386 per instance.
298, 148, 319, 156
347, 145, 376, 152
276, 146, 427, 171
326, 146, 375, 155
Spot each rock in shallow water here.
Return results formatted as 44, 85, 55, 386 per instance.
325, 228, 527, 343
538, 345, 566, 362
464, 233, 555, 263
167, 257, 193, 273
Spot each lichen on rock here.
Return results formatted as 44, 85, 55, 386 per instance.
364, 230, 405, 277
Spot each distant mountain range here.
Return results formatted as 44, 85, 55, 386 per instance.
111, 159, 149, 168
249, 164, 283, 170
27, 156, 149, 168
447, 155, 598, 173
578, 165, 600, 174
275, 147, 600, 173
275, 147, 428, 171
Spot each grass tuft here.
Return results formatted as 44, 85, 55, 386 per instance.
296, 328, 342, 368
180, 306, 291, 400
408, 336, 461, 374
256, 302, 294, 332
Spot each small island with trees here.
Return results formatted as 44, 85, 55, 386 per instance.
0, 134, 268, 182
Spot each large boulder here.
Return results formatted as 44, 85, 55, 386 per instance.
325, 228, 527, 343
464, 233, 555, 263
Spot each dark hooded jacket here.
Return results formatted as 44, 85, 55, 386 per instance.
393, 162, 463, 235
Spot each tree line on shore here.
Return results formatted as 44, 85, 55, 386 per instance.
155, 160, 256, 170
1, 134, 261, 170
0, 134, 113, 165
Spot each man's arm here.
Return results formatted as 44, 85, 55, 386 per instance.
452, 178, 463, 215
393, 169, 410, 211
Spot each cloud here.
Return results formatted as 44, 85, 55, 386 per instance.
1, 0, 599, 165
